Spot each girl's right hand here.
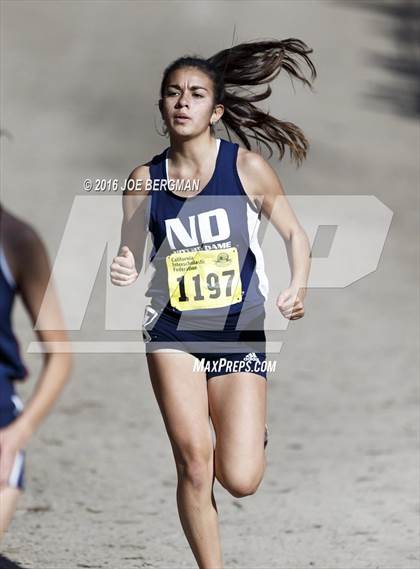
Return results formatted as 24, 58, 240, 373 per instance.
110, 246, 139, 286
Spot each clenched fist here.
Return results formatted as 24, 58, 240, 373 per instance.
276, 286, 305, 320
110, 246, 139, 286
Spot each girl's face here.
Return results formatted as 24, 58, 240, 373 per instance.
160, 67, 223, 137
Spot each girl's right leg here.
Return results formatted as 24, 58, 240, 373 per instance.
146, 350, 223, 569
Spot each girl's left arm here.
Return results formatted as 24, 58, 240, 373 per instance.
237, 149, 311, 320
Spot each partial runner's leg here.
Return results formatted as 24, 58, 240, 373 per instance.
0, 487, 22, 540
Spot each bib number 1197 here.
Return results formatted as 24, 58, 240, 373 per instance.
166, 247, 242, 311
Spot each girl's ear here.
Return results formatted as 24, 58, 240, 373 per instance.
213, 104, 224, 123
158, 99, 163, 114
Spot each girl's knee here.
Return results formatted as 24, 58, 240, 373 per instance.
221, 472, 263, 498
216, 458, 266, 498
173, 443, 214, 491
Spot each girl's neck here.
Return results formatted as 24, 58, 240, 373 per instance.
167, 134, 217, 169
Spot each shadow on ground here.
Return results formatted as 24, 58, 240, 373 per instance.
337, 0, 420, 118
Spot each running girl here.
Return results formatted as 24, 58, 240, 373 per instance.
110, 38, 315, 568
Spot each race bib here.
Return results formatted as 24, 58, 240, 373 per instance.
166, 247, 242, 311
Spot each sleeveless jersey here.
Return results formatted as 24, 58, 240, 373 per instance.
0, 245, 28, 384
144, 137, 269, 319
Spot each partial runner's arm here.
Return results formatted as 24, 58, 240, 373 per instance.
0, 213, 72, 487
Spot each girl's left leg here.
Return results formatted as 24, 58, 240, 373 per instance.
207, 372, 267, 498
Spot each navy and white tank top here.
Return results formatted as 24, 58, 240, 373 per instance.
0, 245, 28, 384
144, 137, 269, 319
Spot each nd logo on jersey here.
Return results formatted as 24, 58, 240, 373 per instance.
164, 208, 243, 311
165, 208, 230, 249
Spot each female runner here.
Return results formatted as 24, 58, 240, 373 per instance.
110, 39, 315, 568
0, 202, 72, 539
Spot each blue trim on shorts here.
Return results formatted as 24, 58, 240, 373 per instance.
143, 305, 268, 380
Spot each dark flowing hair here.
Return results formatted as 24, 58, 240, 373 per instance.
159, 38, 317, 167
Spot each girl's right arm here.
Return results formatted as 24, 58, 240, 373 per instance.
110, 164, 151, 287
